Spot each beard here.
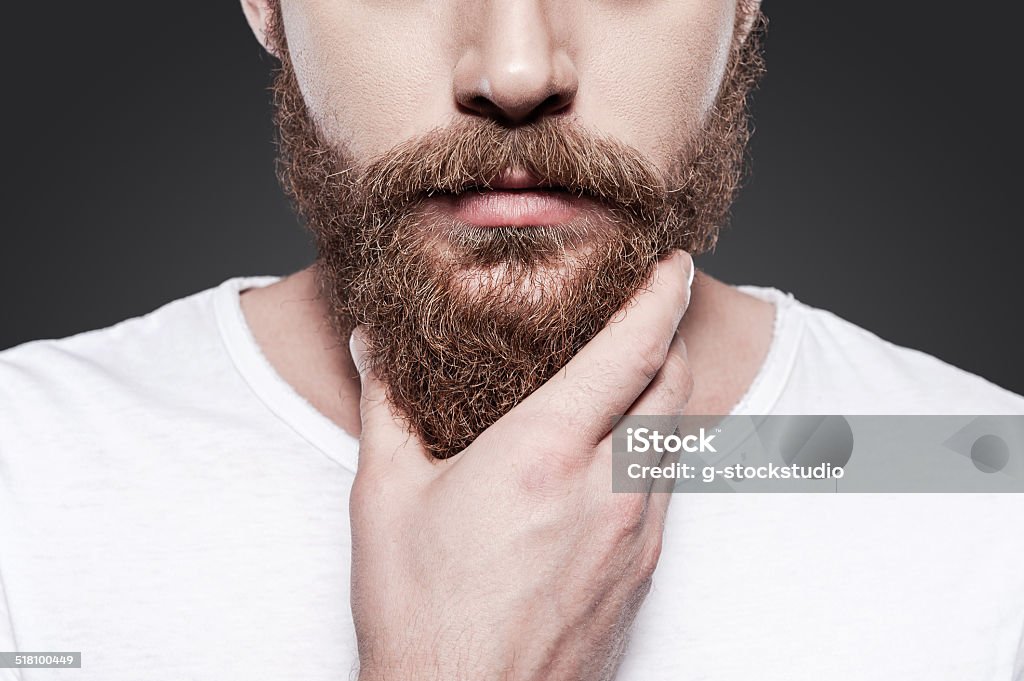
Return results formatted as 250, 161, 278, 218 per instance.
268, 9, 765, 460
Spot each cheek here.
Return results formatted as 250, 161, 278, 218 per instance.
279, 0, 737, 170
280, 1, 455, 159
573, 1, 737, 169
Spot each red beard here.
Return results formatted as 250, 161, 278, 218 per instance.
268, 8, 765, 459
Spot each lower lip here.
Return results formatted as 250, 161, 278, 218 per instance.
443, 189, 580, 227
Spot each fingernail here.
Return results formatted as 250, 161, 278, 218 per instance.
667, 251, 695, 292
349, 326, 368, 375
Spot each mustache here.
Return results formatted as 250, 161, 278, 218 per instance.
345, 117, 671, 222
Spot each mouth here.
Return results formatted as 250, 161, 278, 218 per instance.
429, 168, 587, 228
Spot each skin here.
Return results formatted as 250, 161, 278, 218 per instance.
240, 0, 772, 677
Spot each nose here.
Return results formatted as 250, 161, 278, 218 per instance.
453, 1, 579, 126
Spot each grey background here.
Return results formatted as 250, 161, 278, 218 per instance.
2, 3, 1021, 394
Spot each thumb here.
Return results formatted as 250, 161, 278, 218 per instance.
350, 327, 428, 475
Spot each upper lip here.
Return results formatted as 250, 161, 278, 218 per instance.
485, 168, 552, 191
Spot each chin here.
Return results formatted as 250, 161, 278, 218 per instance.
446, 261, 590, 310
411, 221, 608, 301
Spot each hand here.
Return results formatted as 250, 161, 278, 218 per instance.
348, 251, 695, 681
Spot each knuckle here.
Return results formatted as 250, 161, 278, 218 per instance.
639, 533, 664, 577
601, 493, 647, 541
664, 354, 695, 403
661, 345, 691, 383
648, 353, 693, 411
513, 449, 587, 500
498, 409, 596, 498
679, 366, 695, 401
631, 333, 669, 383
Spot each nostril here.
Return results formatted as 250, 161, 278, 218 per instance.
462, 91, 573, 127
538, 92, 570, 116
467, 95, 502, 118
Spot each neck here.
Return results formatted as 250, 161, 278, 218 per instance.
239, 263, 775, 440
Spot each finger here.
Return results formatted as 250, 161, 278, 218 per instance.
512, 250, 695, 448
641, 337, 698, 515
588, 431, 680, 537
350, 328, 432, 478
645, 440, 683, 520
640, 428, 687, 551
644, 337, 691, 501
625, 331, 694, 419
587, 335, 692, 508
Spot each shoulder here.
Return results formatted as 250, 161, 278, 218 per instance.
739, 286, 1024, 415
2, 281, 218, 385
0, 278, 251, 447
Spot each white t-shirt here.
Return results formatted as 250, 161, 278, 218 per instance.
1, 275, 1022, 681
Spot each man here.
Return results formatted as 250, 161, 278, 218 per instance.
1, 1, 1022, 679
